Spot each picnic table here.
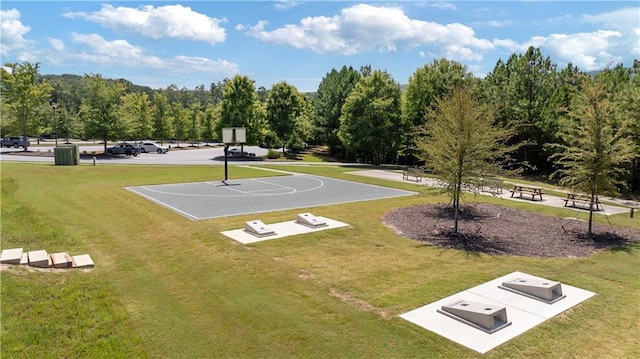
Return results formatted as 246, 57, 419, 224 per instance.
563, 193, 602, 211
509, 184, 543, 201
402, 167, 424, 182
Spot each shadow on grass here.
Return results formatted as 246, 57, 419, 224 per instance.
571, 231, 639, 254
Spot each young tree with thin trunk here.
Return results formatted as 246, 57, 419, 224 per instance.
416, 89, 518, 235
549, 77, 636, 235
0, 62, 52, 150
80, 74, 127, 153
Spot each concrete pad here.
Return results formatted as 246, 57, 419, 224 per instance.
20, 253, 28, 265
50, 252, 73, 268
222, 217, 349, 244
0, 247, 24, 264
72, 254, 95, 268
400, 271, 595, 354
28, 250, 51, 268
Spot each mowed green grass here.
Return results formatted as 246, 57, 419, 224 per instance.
1, 162, 639, 358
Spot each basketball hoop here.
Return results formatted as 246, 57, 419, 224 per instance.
221, 127, 247, 183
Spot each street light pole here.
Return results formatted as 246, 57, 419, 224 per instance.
51, 103, 58, 146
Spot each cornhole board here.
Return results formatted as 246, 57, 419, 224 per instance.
499, 277, 565, 304
438, 300, 511, 334
50, 252, 74, 268
295, 213, 328, 228
244, 220, 277, 237
72, 254, 95, 268
1, 247, 24, 264
28, 250, 51, 268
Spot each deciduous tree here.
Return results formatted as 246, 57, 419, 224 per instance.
416, 88, 518, 235
549, 77, 636, 234
80, 74, 127, 153
338, 70, 404, 165
219, 75, 266, 147
402, 59, 474, 163
266, 81, 302, 154
152, 92, 172, 145
0, 62, 52, 150
312, 66, 360, 156
119, 92, 152, 141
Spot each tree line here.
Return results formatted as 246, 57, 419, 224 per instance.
1, 46, 638, 193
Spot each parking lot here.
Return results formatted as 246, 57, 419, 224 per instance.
0, 143, 269, 165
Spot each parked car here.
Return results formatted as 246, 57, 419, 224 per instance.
138, 141, 169, 154
1, 136, 30, 148
106, 143, 139, 156
227, 148, 255, 157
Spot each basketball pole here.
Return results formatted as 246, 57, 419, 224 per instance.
223, 144, 229, 184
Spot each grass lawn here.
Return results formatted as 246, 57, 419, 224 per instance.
1, 162, 639, 358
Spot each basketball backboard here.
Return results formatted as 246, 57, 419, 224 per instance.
222, 127, 246, 144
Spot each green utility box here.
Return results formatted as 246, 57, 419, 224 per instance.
54, 144, 79, 165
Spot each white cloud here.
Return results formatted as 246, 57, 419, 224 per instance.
582, 7, 639, 30
524, 30, 623, 71
430, 2, 457, 11
241, 3, 493, 63
48, 38, 65, 52
63, 4, 227, 45
68, 32, 238, 76
475, 20, 513, 27
274, 1, 302, 11
0, 9, 32, 57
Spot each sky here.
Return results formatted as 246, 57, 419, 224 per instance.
1, 1, 638, 92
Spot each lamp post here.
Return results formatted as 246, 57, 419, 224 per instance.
51, 102, 58, 146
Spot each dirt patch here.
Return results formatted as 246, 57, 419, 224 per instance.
382, 204, 640, 258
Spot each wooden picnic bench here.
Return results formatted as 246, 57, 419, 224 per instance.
480, 177, 504, 195
509, 184, 543, 201
402, 167, 424, 182
563, 193, 602, 211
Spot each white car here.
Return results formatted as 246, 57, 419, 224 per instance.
138, 142, 169, 154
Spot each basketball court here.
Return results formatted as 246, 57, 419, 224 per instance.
126, 174, 417, 220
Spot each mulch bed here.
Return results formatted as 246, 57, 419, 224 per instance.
382, 204, 640, 258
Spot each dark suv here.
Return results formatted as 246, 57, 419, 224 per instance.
106, 143, 139, 156
1, 136, 30, 148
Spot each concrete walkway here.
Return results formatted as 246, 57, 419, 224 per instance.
350, 169, 634, 216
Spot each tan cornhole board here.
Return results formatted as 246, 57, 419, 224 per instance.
1, 247, 24, 264
28, 250, 51, 268
72, 254, 95, 268
50, 252, 74, 268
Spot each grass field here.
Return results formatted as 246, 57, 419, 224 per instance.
1, 162, 639, 358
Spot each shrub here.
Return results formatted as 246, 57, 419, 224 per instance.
266, 149, 282, 159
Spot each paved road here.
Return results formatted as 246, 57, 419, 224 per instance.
0, 144, 270, 165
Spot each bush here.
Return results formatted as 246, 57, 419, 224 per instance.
266, 149, 282, 159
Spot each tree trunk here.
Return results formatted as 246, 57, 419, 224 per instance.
453, 181, 460, 235
588, 190, 596, 235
